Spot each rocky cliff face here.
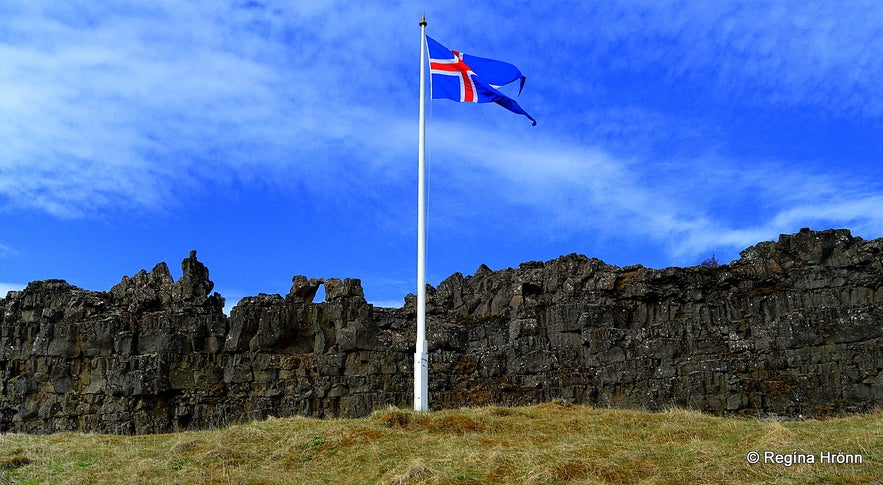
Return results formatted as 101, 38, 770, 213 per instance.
1, 229, 881, 434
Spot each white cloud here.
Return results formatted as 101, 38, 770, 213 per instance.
424, 117, 883, 265
0, 2, 416, 217
501, 1, 883, 120
3, 0, 882, 271
0, 243, 16, 258
0, 282, 25, 298
770, 195, 883, 232
368, 299, 405, 309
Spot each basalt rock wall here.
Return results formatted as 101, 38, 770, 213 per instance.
1, 229, 881, 434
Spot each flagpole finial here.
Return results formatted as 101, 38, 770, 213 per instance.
419, 13, 427, 27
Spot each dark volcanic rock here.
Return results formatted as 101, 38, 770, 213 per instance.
1, 228, 881, 434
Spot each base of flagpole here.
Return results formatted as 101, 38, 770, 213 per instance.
414, 351, 428, 411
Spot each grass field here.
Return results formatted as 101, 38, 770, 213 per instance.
0, 401, 879, 484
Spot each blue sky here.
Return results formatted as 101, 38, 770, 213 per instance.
2, 1, 883, 310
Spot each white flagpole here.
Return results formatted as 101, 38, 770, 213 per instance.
414, 13, 429, 412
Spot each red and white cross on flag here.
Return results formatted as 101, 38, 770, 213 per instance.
429, 49, 479, 102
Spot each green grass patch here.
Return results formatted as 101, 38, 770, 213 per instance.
0, 402, 879, 484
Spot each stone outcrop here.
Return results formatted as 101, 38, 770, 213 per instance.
0, 229, 881, 434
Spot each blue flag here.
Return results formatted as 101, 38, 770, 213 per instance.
426, 36, 536, 126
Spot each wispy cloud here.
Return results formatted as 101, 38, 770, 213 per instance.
0, 243, 17, 258
0, 282, 25, 298
0, 2, 416, 217
515, 1, 883, 117
3, 1, 882, 275
425, 117, 883, 265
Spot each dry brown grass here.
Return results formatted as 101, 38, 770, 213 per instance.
0, 402, 879, 484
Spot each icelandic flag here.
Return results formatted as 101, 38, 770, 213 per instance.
426, 36, 536, 126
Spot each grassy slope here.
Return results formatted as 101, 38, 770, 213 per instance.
0, 402, 880, 484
